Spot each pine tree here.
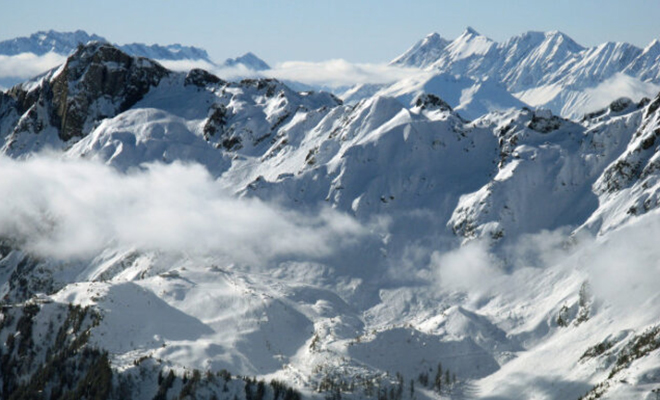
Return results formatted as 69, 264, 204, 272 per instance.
434, 363, 443, 392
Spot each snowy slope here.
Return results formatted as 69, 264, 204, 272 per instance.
390, 33, 450, 68
375, 71, 528, 120
1, 42, 660, 400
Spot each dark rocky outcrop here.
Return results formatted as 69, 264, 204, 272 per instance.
414, 93, 452, 112
4, 42, 169, 142
184, 68, 224, 88
50, 42, 169, 140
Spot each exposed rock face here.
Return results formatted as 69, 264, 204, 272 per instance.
595, 93, 660, 195
2, 42, 169, 143
414, 93, 452, 112
184, 68, 224, 88
49, 42, 169, 141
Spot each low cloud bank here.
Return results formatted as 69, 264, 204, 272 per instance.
430, 218, 660, 309
579, 214, 660, 309
0, 51, 422, 92
0, 155, 365, 264
0, 52, 66, 80
265, 60, 420, 88
157, 58, 422, 88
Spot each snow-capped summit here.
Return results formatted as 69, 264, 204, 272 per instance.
118, 42, 211, 62
1, 42, 169, 152
624, 39, 660, 81
558, 41, 642, 87
389, 32, 450, 68
541, 30, 584, 52
642, 38, 660, 56
223, 52, 271, 70
389, 27, 497, 71
440, 27, 496, 62
499, 30, 585, 91
391, 29, 660, 118
0, 29, 106, 56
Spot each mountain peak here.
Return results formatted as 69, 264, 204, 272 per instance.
543, 30, 579, 43
419, 32, 448, 48
118, 41, 210, 62
0, 30, 212, 63
390, 32, 450, 67
49, 41, 169, 140
453, 27, 492, 44
538, 30, 585, 53
0, 30, 108, 56
643, 38, 660, 53
223, 52, 270, 71
443, 27, 494, 61
463, 26, 480, 36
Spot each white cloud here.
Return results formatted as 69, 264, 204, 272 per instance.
502, 227, 576, 270
154, 59, 264, 83
265, 60, 422, 88
578, 212, 660, 309
0, 52, 66, 79
0, 51, 421, 93
163, 58, 422, 88
573, 73, 660, 117
154, 59, 217, 73
0, 155, 365, 264
431, 240, 503, 293
161, 58, 423, 88
428, 213, 660, 312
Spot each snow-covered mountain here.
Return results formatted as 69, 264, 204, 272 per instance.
389, 28, 660, 119
224, 52, 271, 71
0, 29, 276, 71
117, 42, 211, 62
390, 32, 450, 68
373, 72, 528, 120
0, 30, 107, 56
0, 30, 213, 62
1, 41, 660, 400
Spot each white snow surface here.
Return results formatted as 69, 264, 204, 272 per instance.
1, 43, 660, 400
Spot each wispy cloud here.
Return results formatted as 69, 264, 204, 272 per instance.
265, 60, 421, 88
579, 213, 660, 309
428, 214, 660, 311
155, 59, 217, 74
157, 58, 422, 88
0, 155, 365, 264
0, 52, 66, 80
0, 51, 421, 93
431, 240, 504, 293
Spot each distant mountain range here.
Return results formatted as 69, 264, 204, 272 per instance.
3, 29, 659, 120
0, 29, 270, 69
383, 27, 660, 118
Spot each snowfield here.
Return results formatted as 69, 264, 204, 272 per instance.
0, 38, 660, 400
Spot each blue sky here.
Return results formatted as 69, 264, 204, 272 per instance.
1, 0, 659, 63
